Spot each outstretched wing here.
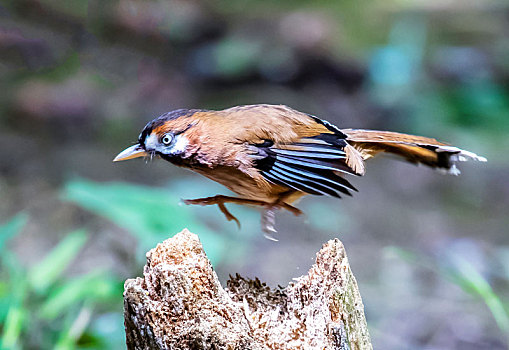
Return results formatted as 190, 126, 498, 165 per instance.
250, 133, 362, 198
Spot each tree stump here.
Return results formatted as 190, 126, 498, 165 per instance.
123, 229, 372, 350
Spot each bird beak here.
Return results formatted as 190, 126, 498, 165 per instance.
113, 144, 148, 162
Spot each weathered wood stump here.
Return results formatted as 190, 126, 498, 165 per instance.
124, 229, 372, 350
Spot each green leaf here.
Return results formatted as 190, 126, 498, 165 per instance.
62, 180, 193, 239
39, 271, 122, 320
61, 179, 235, 261
1, 305, 24, 349
0, 216, 29, 326
0, 252, 28, 326
54, 305, 93, 350
28, 230, 88, 293
61, 178, 261, 267
0, 214, 27, 253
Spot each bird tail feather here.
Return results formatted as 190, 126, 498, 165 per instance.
341, 129, 486, 175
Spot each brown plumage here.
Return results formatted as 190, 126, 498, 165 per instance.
114, 104, 486, 239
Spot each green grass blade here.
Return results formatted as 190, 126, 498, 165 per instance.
28, 230, 88, 293
39, 271, 122, 320
388, 246, 509, 340
54, 305, 93, 350
451, 256, 509, 335
1, 306, 24, 349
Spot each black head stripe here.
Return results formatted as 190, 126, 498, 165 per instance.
138, 109, 204, 144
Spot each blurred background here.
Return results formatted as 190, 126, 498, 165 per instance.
1, 0, 508, 349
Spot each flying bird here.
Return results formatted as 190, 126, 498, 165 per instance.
114, 104, 486, 240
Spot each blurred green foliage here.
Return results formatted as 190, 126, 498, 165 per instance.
0, 178, 266, 348
388, 246, 509, 344
61, 178, 255, 265
0, 215, 124, 349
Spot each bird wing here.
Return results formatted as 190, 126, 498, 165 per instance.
214, 105, 365, 198
250, 137, 357, 198
249, 134, 362, 198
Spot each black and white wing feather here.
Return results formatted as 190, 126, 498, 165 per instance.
251, 135, 361, 198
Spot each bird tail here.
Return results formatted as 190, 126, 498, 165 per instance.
341, 129, 487, 175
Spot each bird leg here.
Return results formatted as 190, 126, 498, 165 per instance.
261, 208, 278, 241
261, 192, 303, 241
183, 194, 303, 236
182, 195, 252, 228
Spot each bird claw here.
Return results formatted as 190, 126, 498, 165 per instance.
183, 196, 241, 229
263, 231, 279, 242
183, 194, 303, 239
182, 198, 208, 205
261, 208, 278, 242
218, 202, 241, 229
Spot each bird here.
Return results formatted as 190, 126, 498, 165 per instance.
114, 104, 486, 240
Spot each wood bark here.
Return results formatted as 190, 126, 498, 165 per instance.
124, 229, 372, 350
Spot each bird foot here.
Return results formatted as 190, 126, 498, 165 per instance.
183, 194, 303, 240
260, 199, 303, 241
183, 195, 242, 228
261, 208, 278, 241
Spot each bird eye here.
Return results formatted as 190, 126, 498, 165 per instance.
161, 133, 174, 145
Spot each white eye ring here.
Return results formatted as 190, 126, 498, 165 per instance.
161, 133, 174, 146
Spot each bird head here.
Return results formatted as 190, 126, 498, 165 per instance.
113, 109, 199, 163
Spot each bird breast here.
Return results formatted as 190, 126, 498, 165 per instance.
190, 165, 289, 202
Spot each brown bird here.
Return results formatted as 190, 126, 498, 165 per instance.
114, 104, 486, 239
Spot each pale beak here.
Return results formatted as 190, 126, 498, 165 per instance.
113, 144, 148, 162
